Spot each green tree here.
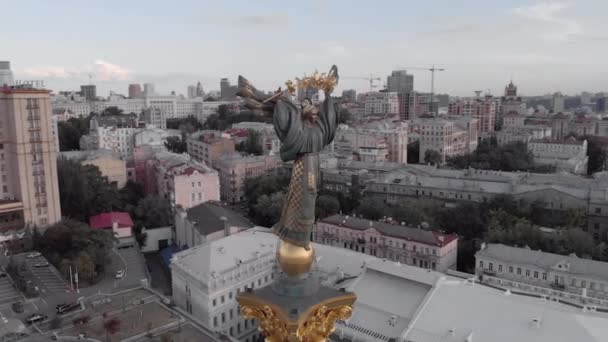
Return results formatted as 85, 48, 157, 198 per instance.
164, 136, 187, 154
339, 108, 353, 124
253, 192, 285, 227
407, 141, 420, 164
244, 174, 290, 209
58, 121, 82, 151
100, 106, 124, 116
424, 150, 442, 165
57, 158, 122, 221
134, 195, 173, 228
119, 181, 145, 214
236, 130, 263, 156
315, 195, 340, 219
559, 229, 595, 257
356, 198, 389, 220
38, 220, 114, 284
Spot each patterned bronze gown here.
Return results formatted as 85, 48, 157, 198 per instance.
272, 95, 340, 248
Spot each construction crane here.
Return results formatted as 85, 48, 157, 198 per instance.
400, 65, 445, 113
342, 75, 382, 92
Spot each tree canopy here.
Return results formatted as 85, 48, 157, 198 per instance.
424, 149, 442, 165
57, 158, 122, 221
447, 138, 554, 173
236, 130, 264, 156
36, 220, 114, 284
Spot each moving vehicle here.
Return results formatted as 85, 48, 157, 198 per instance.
33, 261, 49, 267
26, 252, 41, 259
25, 313, 47, 325
56, 302, 81, 314
115, 269, 125, 279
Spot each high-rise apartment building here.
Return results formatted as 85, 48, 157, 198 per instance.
0, 62, 14, 86
364, 92, 399, 115
196, 82, 204, 98
80, 85, 97, 101
341, 89, 357, 102
143, 83, 155, 97
387, 70, 414, 94
0, 85, 62, 229
187, 85, 197, 99
128, 84, 143, 98
220, 78, 238, 100
448, 97, 497, 135
552, 92, 565, 113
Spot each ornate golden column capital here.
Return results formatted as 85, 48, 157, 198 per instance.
238, 290, 356, 342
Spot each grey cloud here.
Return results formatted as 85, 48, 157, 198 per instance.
199, 13, 289, 28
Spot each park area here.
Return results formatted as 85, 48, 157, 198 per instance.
62, 301, 178, 341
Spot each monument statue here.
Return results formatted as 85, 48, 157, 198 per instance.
236, 66, 355, 341
238, 65, 340, 275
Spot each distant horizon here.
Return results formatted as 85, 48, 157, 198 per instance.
4, 0, 608, 97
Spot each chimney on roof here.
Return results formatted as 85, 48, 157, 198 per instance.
221, 216, 229, 236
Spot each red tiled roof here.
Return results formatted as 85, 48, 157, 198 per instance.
181, 166, 206, 176
89, 212, 133, 229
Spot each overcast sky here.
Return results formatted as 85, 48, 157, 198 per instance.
4, 0, 608, 97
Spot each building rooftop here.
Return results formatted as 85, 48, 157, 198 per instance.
89, 212, 133, 229
59, 149, 120, 161
172, 228, 608, 342
320, 215, 457, 247
185, 202, 252, 236
530, 137, 585, 145
476, 243, 608, 283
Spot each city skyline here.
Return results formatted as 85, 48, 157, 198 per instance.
4, 0, 608, 97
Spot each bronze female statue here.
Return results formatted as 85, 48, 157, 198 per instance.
238, 66, 340, 275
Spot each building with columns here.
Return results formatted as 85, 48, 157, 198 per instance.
314, 215, 458, 272
0, 84, 62, 229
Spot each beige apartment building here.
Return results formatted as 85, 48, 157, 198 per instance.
218, 154, 280, 203
187, 130, 235, 169
0, 85, 61, 230
414, 116, 479, 163
60, 149, 127, 188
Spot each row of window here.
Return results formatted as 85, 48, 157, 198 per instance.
480, 260, 608, 291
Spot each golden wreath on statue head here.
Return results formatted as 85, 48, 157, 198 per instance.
286, 68, 338, 95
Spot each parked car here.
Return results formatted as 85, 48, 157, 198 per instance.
115, 270, 125, 279
25, 313, 47, 325
12, 301, 24, 313
26, 252, 41, 259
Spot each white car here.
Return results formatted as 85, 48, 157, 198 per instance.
115, 270, 125, 279
26, 252, 41, 259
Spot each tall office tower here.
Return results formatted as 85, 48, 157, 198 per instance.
342, 89, 357, 102
187, 85, 197, 99
387, 70, 414, 94
143, 83, 155, 97
220, 78, 230, 99
0, 84, 62, 230
196, 81, 204, 98
80, 85, 97, 101
552, 92, 565, 113
0, 61, 14, 86
128, 84, 143, 98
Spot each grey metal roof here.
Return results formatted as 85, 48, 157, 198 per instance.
186, 202, 252, 236
320, 215, 455, 246
476, 243, 608, 282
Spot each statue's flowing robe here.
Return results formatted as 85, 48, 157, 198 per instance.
272, 96, 340, 248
